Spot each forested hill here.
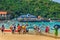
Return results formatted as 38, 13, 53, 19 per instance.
0, 0, 60, 18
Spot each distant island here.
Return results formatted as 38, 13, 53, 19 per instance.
0, 0, 60, 19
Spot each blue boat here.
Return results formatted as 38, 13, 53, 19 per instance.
17, 14, 50, 22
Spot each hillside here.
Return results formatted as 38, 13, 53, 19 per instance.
0, 0, 60, 18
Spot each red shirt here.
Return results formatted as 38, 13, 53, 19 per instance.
45, 27, 49, 32
17, 25, 21, 30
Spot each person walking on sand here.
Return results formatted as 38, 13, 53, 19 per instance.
1, 25, 5, 33
17, 24, 21, 34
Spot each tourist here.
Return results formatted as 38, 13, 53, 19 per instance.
36, 27, 41, 35
34, 25, 38, 30
17, 24, 21, 34
10, 24, 15, 34
38, 27, 41, 33
45, 26, 50, 33
14, 25, 16, 32
51, 26, 58, 36
34, 26, 41, 34
22, 25, 26, 34
55, 26, 58, 36
1, 25, 5, 33
10, 25, 13, 30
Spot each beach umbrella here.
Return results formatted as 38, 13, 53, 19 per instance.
54, 24, 60, 29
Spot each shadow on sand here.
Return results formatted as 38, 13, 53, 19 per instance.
40, 33, 60, 39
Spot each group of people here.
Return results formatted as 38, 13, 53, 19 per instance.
10, 24, 27, 34
34, 25, 58, 36
34, 26, 50, 34
0, 24, 58, 37
0, 24, 27, 34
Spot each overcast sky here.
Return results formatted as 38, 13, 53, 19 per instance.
52, 0, 60, 3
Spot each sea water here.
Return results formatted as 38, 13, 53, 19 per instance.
0, 19, 60, 35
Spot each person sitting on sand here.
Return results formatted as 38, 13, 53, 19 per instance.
1, 25, 5, 33
17, 24, 21, 34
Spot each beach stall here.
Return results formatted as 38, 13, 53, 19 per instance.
0, 11, 11, 20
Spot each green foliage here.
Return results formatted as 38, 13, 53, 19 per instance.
0, 0, 60, 18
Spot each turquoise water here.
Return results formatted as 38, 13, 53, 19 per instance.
0, 19, 60, 34
0, 20, 60, 29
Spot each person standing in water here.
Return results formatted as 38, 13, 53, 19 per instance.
1, 25, 5, 33
14, 25, 16, 32
45, 26, 50, 33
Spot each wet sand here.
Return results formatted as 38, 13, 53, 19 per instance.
0, 31, 60, 40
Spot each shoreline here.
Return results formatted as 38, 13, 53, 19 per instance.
0, 29, 60, 37
0, 31, 60, 40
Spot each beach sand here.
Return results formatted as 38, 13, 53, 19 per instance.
0, 31, 60, 40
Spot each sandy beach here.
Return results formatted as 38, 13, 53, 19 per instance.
0, 31, 60, 40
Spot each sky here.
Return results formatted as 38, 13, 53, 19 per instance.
52, 0, 60, 3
